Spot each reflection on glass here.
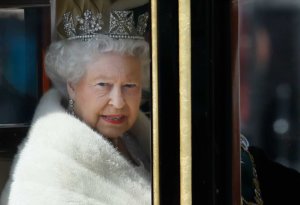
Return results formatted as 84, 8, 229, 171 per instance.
240, 1, 300, 171
0, 8, 38, 126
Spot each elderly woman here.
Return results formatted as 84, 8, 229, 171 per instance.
0, 1, 151, 204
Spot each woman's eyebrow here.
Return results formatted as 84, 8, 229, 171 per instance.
90, 74, 112, 80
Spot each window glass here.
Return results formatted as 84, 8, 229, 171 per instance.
0, 8, 45, 126
240, 0, 300, 171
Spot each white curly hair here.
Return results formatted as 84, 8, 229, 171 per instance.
45, 34, 150, 98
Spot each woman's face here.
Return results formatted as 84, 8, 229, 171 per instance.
68, 52, 142, 139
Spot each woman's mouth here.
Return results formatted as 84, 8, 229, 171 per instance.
101, 115, 126, 124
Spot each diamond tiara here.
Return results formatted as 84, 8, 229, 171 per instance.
62, 9, 149, 41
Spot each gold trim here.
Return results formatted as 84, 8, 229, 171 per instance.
179, 0, 192, 204
151, 0, 160, 205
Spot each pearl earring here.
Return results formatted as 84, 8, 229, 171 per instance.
68, 99, 75, 116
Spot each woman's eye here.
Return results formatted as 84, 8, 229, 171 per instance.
124, 84, 137, 88
97, 82, 109, 87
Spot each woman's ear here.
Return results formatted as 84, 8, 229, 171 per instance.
67, 82, 76, 99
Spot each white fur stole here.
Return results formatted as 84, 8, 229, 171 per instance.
1, 89, 151, 205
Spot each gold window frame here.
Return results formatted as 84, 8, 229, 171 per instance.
151, 0, 240, 204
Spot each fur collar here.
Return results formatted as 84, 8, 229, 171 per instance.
1, 89, 151, 205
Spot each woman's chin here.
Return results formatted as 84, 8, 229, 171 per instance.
95, 120, 130, 139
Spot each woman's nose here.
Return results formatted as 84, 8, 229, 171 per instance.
109, 87, 125, 109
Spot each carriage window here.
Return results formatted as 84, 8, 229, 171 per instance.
0, 7, 49, 127
240, 1, 300, 171
0, 4, 50, 194
0, 9, 36, 126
